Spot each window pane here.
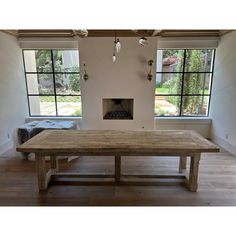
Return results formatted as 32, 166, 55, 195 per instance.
155, 96, 180, 116
53, 50, 79, 72
29, 96, 56, 116
23, 50, 37, 72
185, 49, 213, 72
183, 73, 211, 95
55, 74, 80, 95
57, 96, 82, 116
23, 50, 52, 72
26, 74, 54, 94
156, 73, 182, 94
181, 96, 209, 116
157, 50, 184, 72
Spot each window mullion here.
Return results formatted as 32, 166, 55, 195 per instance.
179, 49, 186, 116
51, 50, 58, 116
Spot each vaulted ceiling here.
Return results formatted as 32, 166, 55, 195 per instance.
1, 29, 231, 38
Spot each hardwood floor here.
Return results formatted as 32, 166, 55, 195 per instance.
0, 150, 236, 206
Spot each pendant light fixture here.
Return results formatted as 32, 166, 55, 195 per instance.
72, 29, 89, 38
132, 30, 149, 47
112, 36, 116, 62
116, 38, 121, 53
112, 31, 121, 62
79, 29, 88, 37
139, 37, 148, 47
112, 53, 116, 62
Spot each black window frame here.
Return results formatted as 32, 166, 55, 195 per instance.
155, 48, 216, 117
22, 49, 81, 117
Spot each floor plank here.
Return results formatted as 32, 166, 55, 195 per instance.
0, 151, 236, 206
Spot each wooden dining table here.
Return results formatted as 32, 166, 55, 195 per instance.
16, 129, 220, 192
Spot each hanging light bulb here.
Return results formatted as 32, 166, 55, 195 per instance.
116, 39, 121, 53
112, 31, 117, 62
73, 29, 88, 38
139, 37, 148, 47
112, 53, 116, 62
80, 29, 88, 37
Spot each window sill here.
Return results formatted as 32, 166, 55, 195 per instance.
155, 116, 211, 124
25, 116, 82, 123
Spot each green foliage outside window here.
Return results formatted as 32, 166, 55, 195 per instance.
156, 49, 213, 116
163, 50, 183, 114
183, 50, 202, 114
68, 68, 80, 92
35, 50, 80, 94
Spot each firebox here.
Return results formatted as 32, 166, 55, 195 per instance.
103, 98, 134, 120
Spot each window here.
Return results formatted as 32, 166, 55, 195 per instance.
155, 49, 215, 117
23, 49, 81, 116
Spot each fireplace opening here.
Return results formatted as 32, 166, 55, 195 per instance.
103, 98, 134, 120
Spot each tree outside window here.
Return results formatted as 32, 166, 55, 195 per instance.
23, 49, 81, 117
155, 49, 214, 117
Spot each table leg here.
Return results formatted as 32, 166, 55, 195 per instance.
50, 155, 59, 171
179, 156, 187, 173
188, 153, 201, 192
115, 156, 121, 183
35, 153, 47, 191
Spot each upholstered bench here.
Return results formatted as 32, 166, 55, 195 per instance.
18, 120, 79, 160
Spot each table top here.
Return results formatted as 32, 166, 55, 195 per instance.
16, 130, 220, 156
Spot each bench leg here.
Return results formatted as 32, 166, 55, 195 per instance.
179, 156, 187, 173
188, 153, 201, 192
36, 153, 47, 191
115, 156, 121, 183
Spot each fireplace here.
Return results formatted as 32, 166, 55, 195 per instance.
103, 99, 134, 120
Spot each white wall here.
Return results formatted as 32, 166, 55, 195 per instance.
0, 32, 28, 156
79, 37, 156, 130
21, 36, 213, 139
155, 117, 211, 138
26, 37, 212, 138
209, 31, 236, 155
